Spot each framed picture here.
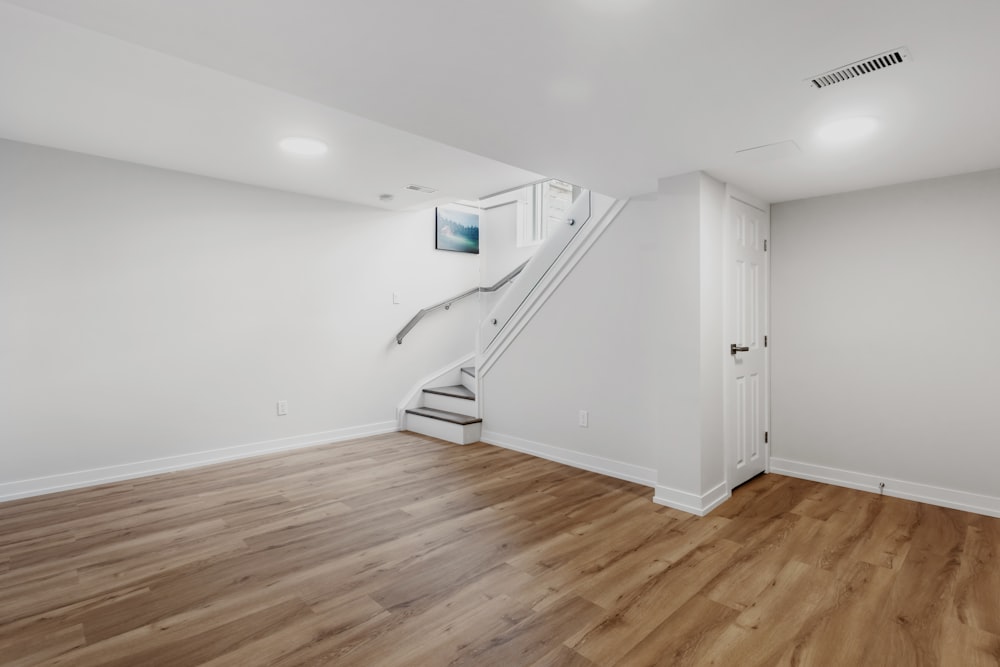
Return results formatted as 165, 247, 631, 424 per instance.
435, 204, 480, 254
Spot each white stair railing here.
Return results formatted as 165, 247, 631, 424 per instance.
477, 191, 626, 380
479, 190, 593, 350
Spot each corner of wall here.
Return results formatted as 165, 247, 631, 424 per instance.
653, 481, 730, 516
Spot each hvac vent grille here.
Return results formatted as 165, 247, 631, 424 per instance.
404, 184, 438, 194
807, 47, 912, 89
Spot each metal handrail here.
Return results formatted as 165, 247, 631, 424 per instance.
396, 260, 529, 344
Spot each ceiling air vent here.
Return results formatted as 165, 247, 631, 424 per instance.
404, 184, 438, 194
807, 47, 912, 89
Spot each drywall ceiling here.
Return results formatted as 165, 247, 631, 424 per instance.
0, 3, 541, 210
3, 0, 1000, 204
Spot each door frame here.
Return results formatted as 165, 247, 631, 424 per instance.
722, 186, 771, 492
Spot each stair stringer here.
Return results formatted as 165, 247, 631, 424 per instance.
396, 352, 475, 429
477, 196, 630, 383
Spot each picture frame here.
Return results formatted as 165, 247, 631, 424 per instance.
435, 204, 480, 254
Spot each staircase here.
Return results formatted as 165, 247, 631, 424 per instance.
405, 366, 482, 445
396, 186, 616, 446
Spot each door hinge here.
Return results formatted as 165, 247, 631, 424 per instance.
765, 431, 769, 444
764, 335, 768, 348
764, 239, 768, 251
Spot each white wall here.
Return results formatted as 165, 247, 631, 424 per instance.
480, 199, 536, 286
771, 168, 1000, 512
480, 172, 728, 505
0, 140, 479, 497
651, 173, 727, 512
653, 174, 705, 497
480, 196, 664, 485
478, 193, 538, 317
698, 175, 726, 492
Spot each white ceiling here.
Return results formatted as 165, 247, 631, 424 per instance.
3, 0, 1000, 204
0, 3, 542, 210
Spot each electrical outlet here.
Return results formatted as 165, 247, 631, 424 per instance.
392, 292, 401, 304
578, 410, 589, 428
277, 400, 288, 416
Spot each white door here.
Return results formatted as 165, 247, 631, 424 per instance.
724, 193, 770, 489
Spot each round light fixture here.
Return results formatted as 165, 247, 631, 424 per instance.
817, 117, 878, 144
279, 137, 328, 156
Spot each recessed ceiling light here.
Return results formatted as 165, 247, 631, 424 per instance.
279, 137, 328, 156
817, 117, 878, 144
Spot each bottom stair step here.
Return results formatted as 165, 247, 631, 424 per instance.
405, 407, 482, 445
405, 407, 481, 425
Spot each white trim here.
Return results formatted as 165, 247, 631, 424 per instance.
0, 421, 398, 503
653, 481, 731, 516
726, 186, 769, 213
479, 196, 628, 378
478, 178, 549, 202
396, 352, 475, 427
770, 457, 1000, 519
481, 430, 656, 488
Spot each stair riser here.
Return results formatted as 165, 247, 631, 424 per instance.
406, 414, 482, 445
460, 372, 476, 393
422, 392, 478, 417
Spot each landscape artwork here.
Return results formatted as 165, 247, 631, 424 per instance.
435, 204, 480, 254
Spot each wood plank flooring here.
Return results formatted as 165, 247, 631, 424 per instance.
1, 432, 999, 666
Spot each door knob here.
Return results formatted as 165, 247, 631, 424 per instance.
730, 343, 750, 355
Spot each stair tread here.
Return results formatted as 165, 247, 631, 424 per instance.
423, 385, 475, 400
461, 366, 476, 378
406, 407, 482, 425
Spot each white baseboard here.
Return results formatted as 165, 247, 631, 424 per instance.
653, 481, 731, 517
481, 430, 656, 488
0, 421, 398, 503
770, 457, 1000, 519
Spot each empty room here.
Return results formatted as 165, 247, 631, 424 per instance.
2, 1, 999, 665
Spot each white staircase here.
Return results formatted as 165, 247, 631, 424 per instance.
397, 185, 620, 446
405, 366, 482, 445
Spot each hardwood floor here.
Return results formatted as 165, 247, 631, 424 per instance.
1, 432, 998, 666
